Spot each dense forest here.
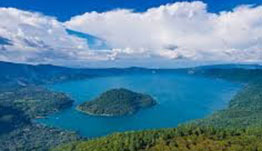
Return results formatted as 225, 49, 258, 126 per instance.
77, 88, 156, 116
196, 83, 262, 128
0, 105, 30, 135
0, 86, 73, 118
0, 86, 80, 151
53, 124, 262, 151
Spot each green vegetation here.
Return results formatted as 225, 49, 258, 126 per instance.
0, 124, 80, 151
0, 86, 79, 151
78, 88, 157, 116
0, 105, 30, 135
53, 124, 262, 151
0, 86, 73, 118
196, 83, 262, 128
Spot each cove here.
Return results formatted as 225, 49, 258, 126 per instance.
37, 72, 241, 138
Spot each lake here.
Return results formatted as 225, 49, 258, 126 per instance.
37, 72, 241, 138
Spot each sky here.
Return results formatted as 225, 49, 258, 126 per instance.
0, 0, 262, 68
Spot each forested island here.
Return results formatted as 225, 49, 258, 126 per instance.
77, 88, 157, 116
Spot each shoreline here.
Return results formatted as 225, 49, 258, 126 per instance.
75, 103, 157, 117
76, 106, 116, 117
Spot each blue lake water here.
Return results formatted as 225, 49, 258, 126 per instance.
37, 72, 241, 138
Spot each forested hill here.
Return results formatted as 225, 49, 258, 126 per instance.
1, 61, 261, 87
0, 61, 93, 88
195, 68, 262, 83
77, 88, 156, 116
0, 61, 155, 89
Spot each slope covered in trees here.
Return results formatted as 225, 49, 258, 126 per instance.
0, 86, 80, 151
196, 83, 262, 128
53, 124, 262, 151
0, 105, 30, 135
0, 86, 74, 118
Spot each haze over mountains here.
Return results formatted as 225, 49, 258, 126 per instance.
1, 60, 261, 90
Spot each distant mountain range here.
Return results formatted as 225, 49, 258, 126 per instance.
0, 61, 261, 89
196, 64, 262, 70
0, 61, 154, 88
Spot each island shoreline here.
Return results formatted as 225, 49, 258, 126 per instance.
76, 106, 116, 117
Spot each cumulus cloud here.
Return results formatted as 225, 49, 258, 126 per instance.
66, 1, 262, 64
0, 8, 110, 65
0, 1, 262, 67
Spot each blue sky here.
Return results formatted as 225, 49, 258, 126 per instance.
0, 0, 262, 68
1, 0, 261, 21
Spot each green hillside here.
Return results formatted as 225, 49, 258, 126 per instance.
53, 125, 262, 151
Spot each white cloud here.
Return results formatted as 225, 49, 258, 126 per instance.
0, 2, 262, 67
0, 8, 100, 65
66, 1, 262, 64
